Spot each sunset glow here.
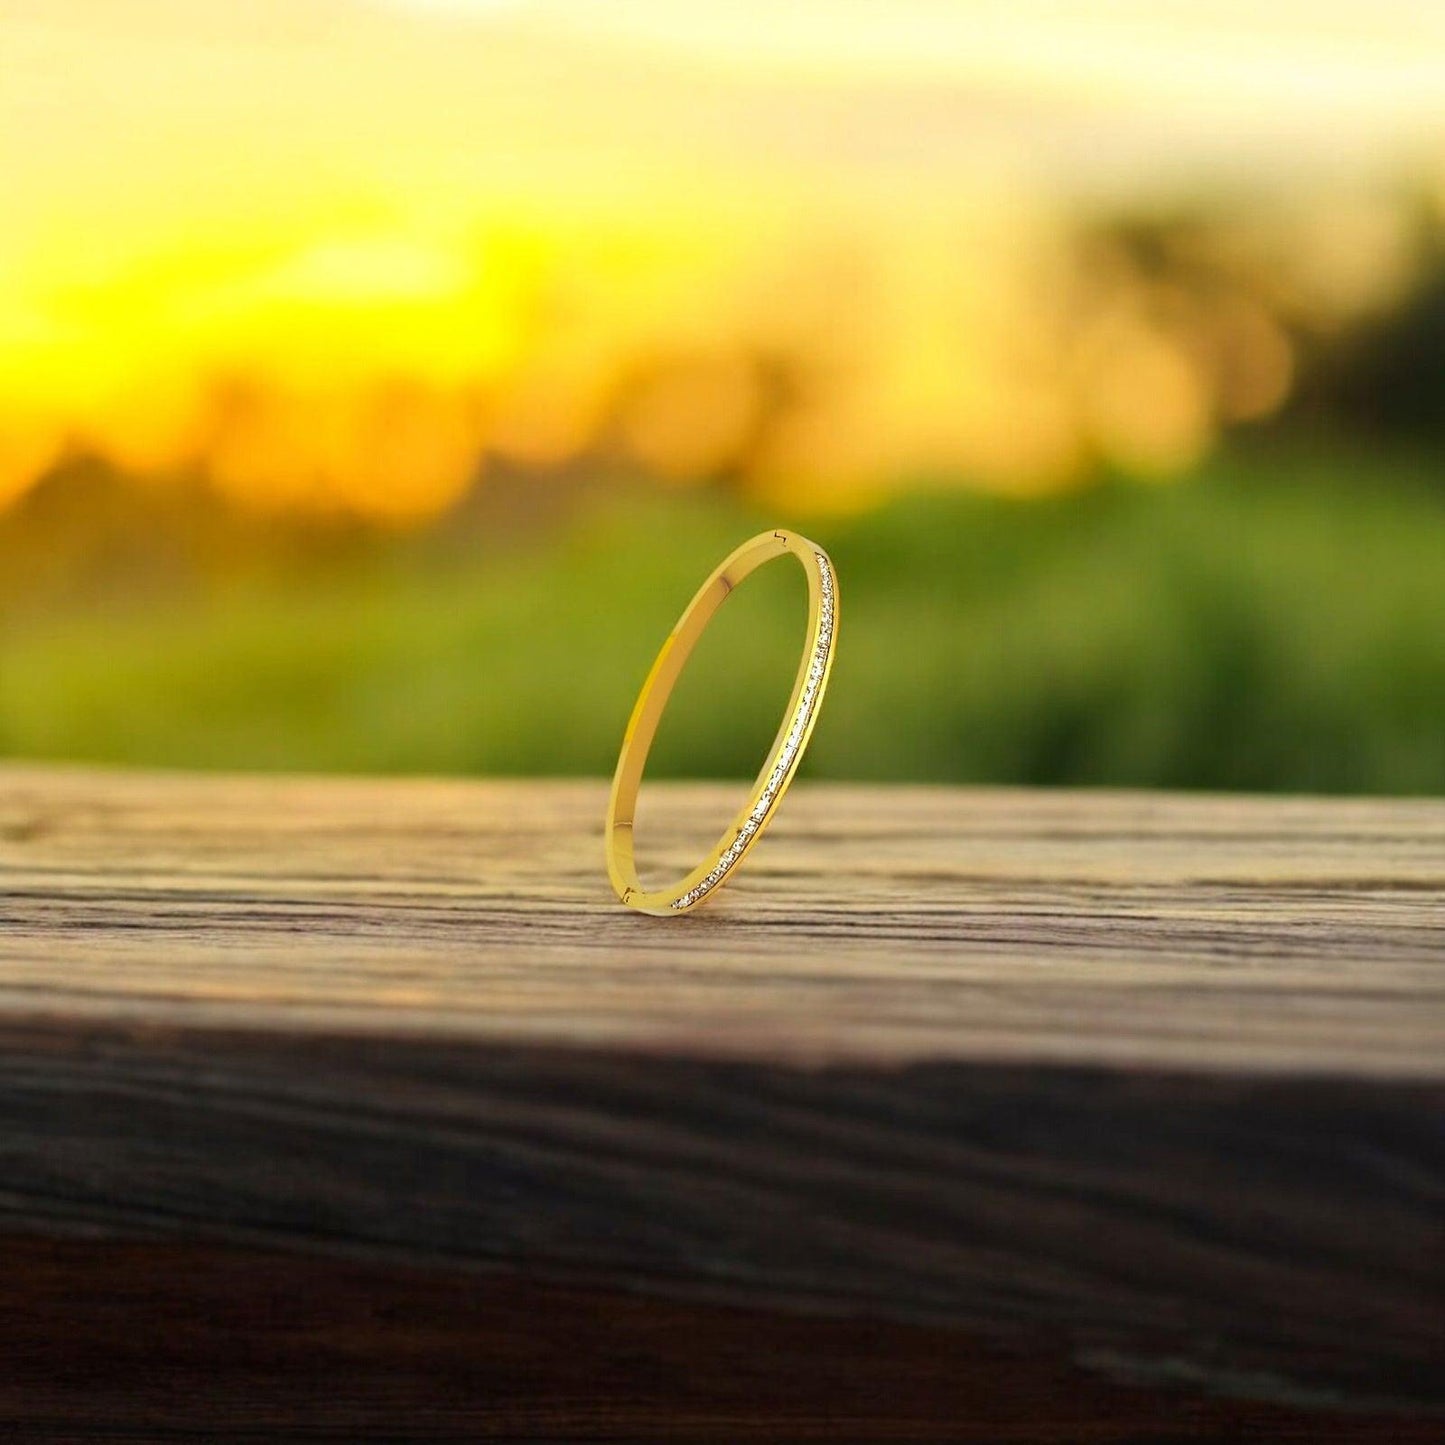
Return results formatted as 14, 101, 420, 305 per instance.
2, 0, 1441, 517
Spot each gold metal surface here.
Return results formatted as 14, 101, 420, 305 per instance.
605, 529, 839, 915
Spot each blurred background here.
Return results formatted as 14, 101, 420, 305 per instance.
2, 0, 1442, 792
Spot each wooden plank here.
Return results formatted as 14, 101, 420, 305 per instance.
0, 763, 1442, 1430
3, 1236, 1441, 1443
3, 763, 1442, 1073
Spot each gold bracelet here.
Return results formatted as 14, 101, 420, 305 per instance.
606, 529, 838, 915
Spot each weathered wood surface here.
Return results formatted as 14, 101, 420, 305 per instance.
5, 1237, 1442, 1444
4, 764, 1442, 1072
1, 763, 1443, 1437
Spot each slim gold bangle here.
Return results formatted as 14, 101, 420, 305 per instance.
606, 529, 838, 915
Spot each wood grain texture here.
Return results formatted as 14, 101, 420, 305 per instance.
0, 763, 1442, 1430
3, 763, 1443, 1073
4, 1237, 1441, 1444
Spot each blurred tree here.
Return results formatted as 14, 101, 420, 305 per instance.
1312, 269, 1445, 447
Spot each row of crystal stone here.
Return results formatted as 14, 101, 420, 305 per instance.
671, 551, 835, 909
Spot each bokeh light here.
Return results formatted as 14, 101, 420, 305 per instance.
1, 1, 1442, 792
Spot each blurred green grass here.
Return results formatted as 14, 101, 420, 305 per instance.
2, 447, 1442, 793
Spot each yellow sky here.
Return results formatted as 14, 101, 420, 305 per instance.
1, 0, 1441, 515
413, 0, 1445, 106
